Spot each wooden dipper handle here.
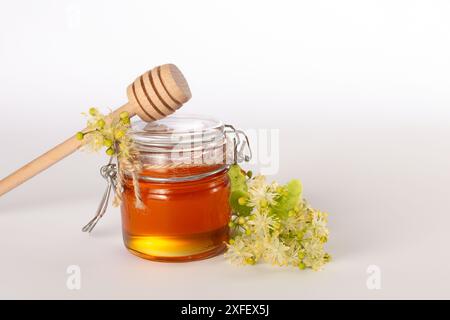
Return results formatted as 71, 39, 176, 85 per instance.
0, 64, 191, 197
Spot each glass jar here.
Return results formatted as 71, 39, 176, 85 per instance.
120, 114, 233, 262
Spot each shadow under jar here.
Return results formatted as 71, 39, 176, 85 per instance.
120, 114, 232, 262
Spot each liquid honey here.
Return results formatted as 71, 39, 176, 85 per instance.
120, 165, 231, 262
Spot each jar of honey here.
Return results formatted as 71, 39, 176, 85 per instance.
119, 114, 234, 262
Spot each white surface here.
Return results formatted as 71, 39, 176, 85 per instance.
1, 0, 450, 299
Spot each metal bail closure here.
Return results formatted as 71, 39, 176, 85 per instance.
82, 160, 118, 233
224, 124, 252, 164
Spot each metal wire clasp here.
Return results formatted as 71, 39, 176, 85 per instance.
82, 159, 118, 233
224, 124, 252, 164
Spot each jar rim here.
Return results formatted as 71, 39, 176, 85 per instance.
129, 113, 225, 148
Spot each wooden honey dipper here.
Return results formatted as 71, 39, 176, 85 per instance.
0, 64, 192, 197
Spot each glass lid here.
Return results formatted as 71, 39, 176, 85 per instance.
129, 114, 225, 147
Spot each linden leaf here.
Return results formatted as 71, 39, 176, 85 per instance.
228, 164, 247, 192
270, 179, 302, 218
229, 190, 253, 216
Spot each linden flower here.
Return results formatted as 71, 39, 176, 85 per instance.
247, 175, 266, 190
303, 239, 323, 257
247, 209, 278, 237
311, 210, 329, 239
247, 175, 278, 208
303, 256, 325, 271
77, 108, 133, 160
302, 239, 329, 270
281, 213, 303, 233
285, 246, 303, 266
224, 237, 254, 266
263, 237, 290, 266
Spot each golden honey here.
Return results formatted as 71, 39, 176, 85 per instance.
121, 166, 230, 261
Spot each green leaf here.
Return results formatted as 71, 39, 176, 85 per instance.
228, 165, 252, 216
228, 164, 247, 192
229, 190, 253, 216
270, 179, 302, 218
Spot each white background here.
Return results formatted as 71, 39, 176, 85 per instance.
1, 0, 450, 299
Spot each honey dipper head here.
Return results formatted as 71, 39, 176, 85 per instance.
127, 64, 192, 122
